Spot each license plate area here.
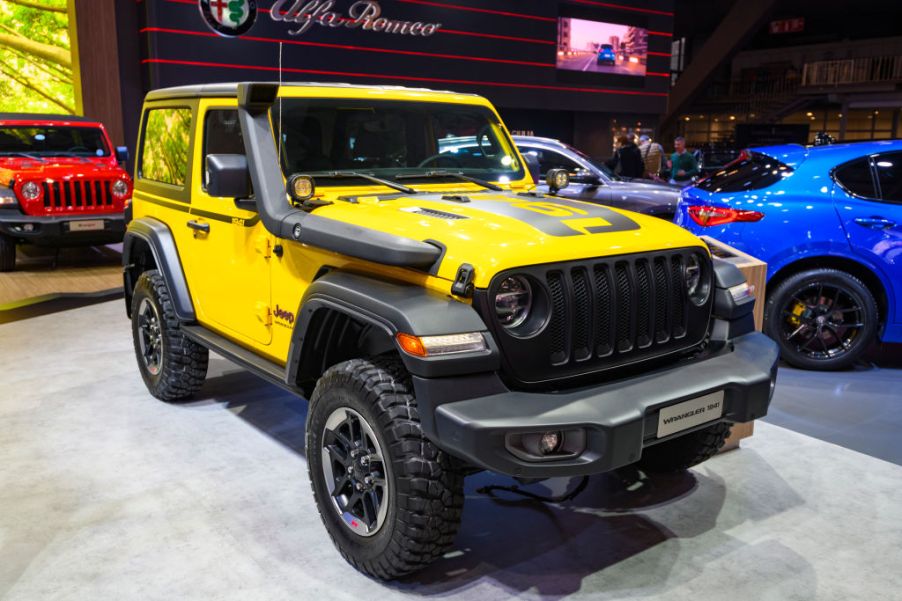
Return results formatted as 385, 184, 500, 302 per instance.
68, 219, 104, 232
656, 390, 724, 438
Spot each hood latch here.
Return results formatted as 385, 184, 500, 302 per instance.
451, 263, 475, 298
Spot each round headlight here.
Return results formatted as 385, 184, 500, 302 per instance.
495, 276, 532, 328
21, 181, 40, 201
685, 253, 710, 306
111, 178, 129, 199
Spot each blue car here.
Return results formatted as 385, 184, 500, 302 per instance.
597, 44, 616, 66
676, 141, 902, 370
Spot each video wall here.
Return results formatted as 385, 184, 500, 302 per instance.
0, 0, 80, 115
136, 0, 673, 115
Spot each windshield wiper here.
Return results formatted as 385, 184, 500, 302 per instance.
0, 151, 45, 162
311, 171, 416, 195
396, 171, 503, 192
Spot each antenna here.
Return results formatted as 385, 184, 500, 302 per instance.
278, 42, 283, 163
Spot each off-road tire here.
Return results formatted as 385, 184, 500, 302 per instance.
637, 421, 731, 473
765, 268, 878, 371
307, 357, 464, 580
0, 234, 15, 272
130, 270, 208, 401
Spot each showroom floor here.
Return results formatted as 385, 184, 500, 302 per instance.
2, 301, 901, 600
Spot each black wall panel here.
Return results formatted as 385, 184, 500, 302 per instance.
139, 0, 673, 115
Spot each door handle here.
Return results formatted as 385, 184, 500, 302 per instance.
187, 220, 210, 234
854, 216, 896, 230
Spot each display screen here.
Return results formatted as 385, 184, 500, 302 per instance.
556, 18, 648, 77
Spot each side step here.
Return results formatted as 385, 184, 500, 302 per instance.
181, 325, 300, 395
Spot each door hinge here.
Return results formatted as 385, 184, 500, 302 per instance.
256, 302, 272, 326
256, 235, 272, 258
451, 263, 475, 298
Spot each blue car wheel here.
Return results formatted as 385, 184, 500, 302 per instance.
764, 268, 879, 370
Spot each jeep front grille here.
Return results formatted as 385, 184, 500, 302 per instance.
40, 179, 115, 210
476, 248, 713, 387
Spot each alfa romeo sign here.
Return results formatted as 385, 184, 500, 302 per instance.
199, 0, 258, 37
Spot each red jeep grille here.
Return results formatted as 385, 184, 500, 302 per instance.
41, 179, 115, 210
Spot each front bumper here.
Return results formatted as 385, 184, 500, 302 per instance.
418, 332, 778, 478
0, 212, 126, 245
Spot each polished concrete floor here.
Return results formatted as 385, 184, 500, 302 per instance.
2, 301, 902, 600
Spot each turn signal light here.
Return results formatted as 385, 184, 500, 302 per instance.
687, 205, 764, 227
395, 332, 486, 358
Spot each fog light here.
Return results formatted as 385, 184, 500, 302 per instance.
539, 431, 562, 455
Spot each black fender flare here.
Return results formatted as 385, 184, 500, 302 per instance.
286, 270, 499, 381
122, 217, 195, 322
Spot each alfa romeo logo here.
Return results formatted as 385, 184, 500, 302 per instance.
199, 0, 258, 37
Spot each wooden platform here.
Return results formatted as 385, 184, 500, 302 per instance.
0, 245, 123, 308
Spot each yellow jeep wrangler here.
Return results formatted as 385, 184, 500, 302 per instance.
123, 82, 778, 579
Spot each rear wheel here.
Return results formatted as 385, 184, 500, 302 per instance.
0, 234, 15, 272
765, 268, 878, 370
637, 421, 731, 473
130, 270, 208, 401
307, 357, 464, 580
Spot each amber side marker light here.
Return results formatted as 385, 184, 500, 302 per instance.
395, 332, 487, 358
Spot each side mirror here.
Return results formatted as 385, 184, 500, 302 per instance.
206, 154, 251, 200
546, 168, 570, 194
522, 152, 540, 184
570, 170, 601, 186
115, 146, 129, 163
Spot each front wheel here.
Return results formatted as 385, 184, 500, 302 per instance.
0, 234, 15, 272
307, 357, 464, 580
765, 268, 878, 370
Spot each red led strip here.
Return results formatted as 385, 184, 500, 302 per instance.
394, 0, 556, 22
141, 27, 555, 68
142, 58, 669, 97
567, 0, 674, 16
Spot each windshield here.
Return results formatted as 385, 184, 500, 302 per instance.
567, 143, 621, 181
0, 125, 109, 157
273, 98, 524, 184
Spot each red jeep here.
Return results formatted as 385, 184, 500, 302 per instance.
0, 113, 132, 271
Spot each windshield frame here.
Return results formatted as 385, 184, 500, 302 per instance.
0, 124, 111, 158
270, 96, 526, 188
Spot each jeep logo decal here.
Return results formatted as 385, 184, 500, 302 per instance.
273, 305, 295, 325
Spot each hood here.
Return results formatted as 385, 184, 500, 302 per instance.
311, 190, 707, 287
0, 156, 126, 184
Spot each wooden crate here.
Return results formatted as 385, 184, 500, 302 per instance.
700, 237, 768, 452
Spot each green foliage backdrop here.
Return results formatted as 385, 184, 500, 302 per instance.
0, 0, 76, 114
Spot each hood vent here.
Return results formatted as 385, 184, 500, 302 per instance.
401, 207, 468, 220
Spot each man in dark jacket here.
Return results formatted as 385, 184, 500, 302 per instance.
606, 135, 644, 179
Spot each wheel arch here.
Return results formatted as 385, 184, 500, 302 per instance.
767, 254, 890, 328
286, 270, 496, 394
122, 217, 195, 322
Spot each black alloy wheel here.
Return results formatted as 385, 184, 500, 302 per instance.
136, 297, 164, 377
765, 268, 878, 371
320, 407, 390, 537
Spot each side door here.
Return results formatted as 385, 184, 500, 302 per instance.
182, 103, 274, 347
519, 145, 608, 203
832, 152, 902, 328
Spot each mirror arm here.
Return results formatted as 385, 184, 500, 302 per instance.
234, 197, 257, 211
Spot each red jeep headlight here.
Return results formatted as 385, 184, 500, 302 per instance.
20, 181, 41, 201
111, 178, 130, 199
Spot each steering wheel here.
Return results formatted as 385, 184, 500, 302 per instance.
417, 153, 463, 168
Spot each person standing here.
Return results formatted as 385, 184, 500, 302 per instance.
606, 134, 644, 179
667, 136, 699, 185
638, 134, 664, 179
